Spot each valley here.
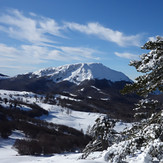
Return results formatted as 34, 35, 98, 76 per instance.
0, 63, 162, 163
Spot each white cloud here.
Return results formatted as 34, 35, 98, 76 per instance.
0, 43, 100, 72
0, 10, 101, 72
148, 36, 163, 42
39, 17, 62, 37
59, 46, 100, 60
65, 22, 141, 47
0, 9, 62, 44
0, 44, 19, 58
0, 10, 101, 63
0, 9, 143, 48
114, 52, 139, 60
148, 36, 156, 42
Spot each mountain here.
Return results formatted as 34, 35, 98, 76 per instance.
0, 63, 138, 121
31, 63, 132, 84
0, 73, 9, 79
0, 63, 132, 94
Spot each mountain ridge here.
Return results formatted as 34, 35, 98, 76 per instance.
0, 73, 9, 79
30, 63, 132, 84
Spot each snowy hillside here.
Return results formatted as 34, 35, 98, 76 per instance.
0, 89, 134, 163
31, 63, 132, 84
0, 73, 9, 79
0, 89, 132, 134
0, 89, 103, 133
0, 90, 162, 163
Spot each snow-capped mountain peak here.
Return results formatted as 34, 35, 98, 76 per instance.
32, 63, 132, 84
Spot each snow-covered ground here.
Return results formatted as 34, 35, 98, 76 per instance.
1, 89, 156, 163
1, 132, 160, 163
0, 90, 107, 162
39, 103, 103, 133
0, 89, 104, 133
1, 134, 103, 163
0, 138, 105, 163
0, 130, 105, 163
0, 89, 132, 134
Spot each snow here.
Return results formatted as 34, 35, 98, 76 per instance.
0, 89, 107, 162
0, 90, 37, 100
104, 110, 163, 163
0, 132, 105, 163
114, 121, 133, 132
59, 95, 81, 102
31, 63, 132, 84
80, 88, 84, 91
100, 98, 109, 101
0, 142, 105, 163
39, 104, 103, 134
0, 90, 42, 108
0, 74, 9, 80
1, 89, 162, 163
0, 89, 104, 134
91, 86, 101, 91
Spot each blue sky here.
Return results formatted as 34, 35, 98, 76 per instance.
0, 0, 163, 80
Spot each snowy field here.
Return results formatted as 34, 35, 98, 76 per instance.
1, 132, 157, 163
0, 89, 158, 163
0, 130, 105, 163
0, 142, 103, 163
0, 90, 106, 162
39, 103, 105, 134
0, 89, 132, 133
0, 89, 104, 133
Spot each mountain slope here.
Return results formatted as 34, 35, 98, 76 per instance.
0, 63, 138, 121
31, 63, 132, 84
0, 73, 9, 79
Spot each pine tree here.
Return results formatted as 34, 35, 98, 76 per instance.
104, 36, 163, 162
121, 36, 163, 118
80, 116, 117, 159
122, 36, 163, 96
104, 111, 163, 162
80, 37, 163, 162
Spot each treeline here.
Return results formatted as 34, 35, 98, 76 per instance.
0, 102, 91, 155
58, 96, 137, 122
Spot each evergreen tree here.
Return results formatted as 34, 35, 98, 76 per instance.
122, 36, 163, 118
122, 36, 163, 96
104, 36, 163, 162
80, 116, 117, 159
81, 37, 163, 162
104, 111, 163, 162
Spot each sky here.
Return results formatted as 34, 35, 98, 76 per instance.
0, 0, 163, 80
